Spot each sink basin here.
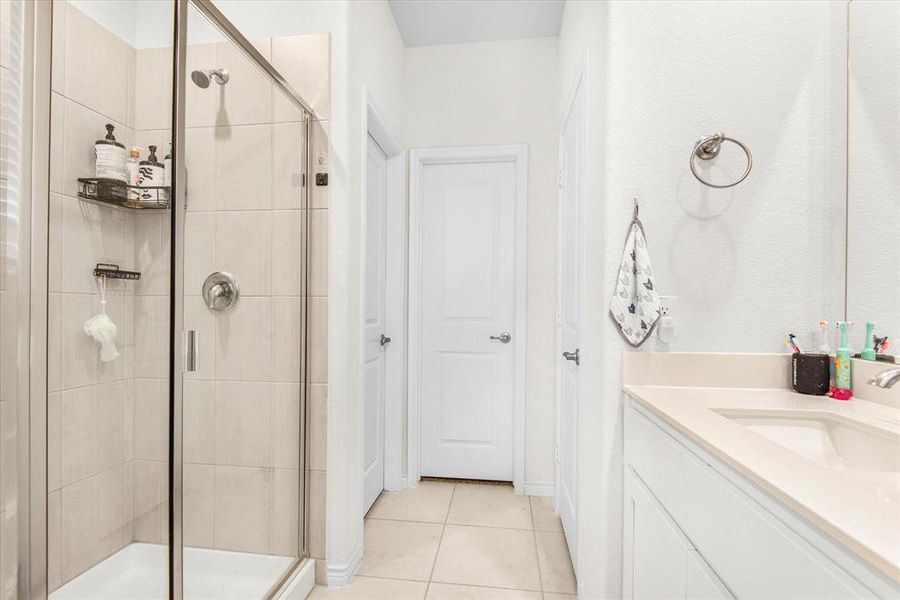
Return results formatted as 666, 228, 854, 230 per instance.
715, 409, 900, 473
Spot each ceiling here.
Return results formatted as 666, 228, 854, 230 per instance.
388, 0, 565, 47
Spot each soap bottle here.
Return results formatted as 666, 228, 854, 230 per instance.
138, 145, 165, 205
861, 321, 877, 361
94, 123, 127, 182
834, 321, 852, 390
125, 147, 141, 206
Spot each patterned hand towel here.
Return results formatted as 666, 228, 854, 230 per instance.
609, 212, 660, 347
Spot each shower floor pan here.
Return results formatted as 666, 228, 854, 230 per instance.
50, 542, 295, 599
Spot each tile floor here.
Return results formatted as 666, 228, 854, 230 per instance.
310, 481, 576, 599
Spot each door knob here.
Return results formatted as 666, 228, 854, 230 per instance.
380, 334, 392, 346
490, 332, 512, 344
562, 349, 580, 365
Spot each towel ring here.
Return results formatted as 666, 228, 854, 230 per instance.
690, 132, 752, 189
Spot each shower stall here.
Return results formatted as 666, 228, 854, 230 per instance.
2, 0, 317, 597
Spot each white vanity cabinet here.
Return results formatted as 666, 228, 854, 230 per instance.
623, 397, 897, 600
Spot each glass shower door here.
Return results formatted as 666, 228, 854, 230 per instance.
177, 3, 308, 597
46, 0, 175, 597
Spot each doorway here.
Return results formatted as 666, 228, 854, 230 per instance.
408, 146, 528, 487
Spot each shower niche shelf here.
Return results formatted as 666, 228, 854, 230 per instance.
77, 178, 170, 210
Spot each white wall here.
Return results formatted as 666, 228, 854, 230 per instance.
558, 1, 846, 597
403, 36, 559, 491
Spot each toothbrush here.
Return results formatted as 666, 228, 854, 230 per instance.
861, 321, 877, 361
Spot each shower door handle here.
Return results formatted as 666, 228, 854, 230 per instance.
184, 330, 198, 372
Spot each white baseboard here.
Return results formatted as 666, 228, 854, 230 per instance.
326, 542, 363, 587
523, 481, 554, 496
275, 558, 315, 599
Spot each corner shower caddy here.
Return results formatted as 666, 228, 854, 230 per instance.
77, 177, 170, 209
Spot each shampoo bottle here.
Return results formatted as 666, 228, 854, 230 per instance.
834, 321, 852, 390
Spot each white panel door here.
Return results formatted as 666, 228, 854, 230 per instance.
420, 160, 517, 481
364, 135, 388, 512
557, 72, 585, 572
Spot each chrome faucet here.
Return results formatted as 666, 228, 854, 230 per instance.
868, 367, 900, 389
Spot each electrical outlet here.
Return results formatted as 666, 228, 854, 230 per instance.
659, 295, 678, 318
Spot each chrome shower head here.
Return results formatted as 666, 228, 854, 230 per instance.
190, 68, 229, 88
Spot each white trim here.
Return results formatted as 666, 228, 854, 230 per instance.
326, 542, 363, 587
361, 88, 407, 502
274, 559, 316, 599
524, 481, 555, 497
407, 144, 529, 492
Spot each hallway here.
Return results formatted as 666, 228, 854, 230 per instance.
310, 481, 576, 599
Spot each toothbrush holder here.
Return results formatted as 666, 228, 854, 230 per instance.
791, 353, 830, 396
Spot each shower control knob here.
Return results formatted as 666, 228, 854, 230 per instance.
202, 271, 240, 312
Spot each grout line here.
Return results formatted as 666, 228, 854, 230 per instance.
365, 515, 535, 532
423, 483, 456, 598
529, 496, 546, 594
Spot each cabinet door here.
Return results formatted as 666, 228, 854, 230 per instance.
686, 550, 734, 600
625, 469, 689, 599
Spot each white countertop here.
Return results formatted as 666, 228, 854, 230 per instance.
623, 384, 900, 582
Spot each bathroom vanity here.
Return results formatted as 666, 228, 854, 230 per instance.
621, 355, 900, 599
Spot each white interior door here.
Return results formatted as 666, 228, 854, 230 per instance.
557, 72, 585, 573
419, 159, 518, 481
364, 135, 388, 512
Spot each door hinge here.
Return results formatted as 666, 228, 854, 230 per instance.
555, 443, 560, 463
556, 307, 562, 327
557, 169, 564, 189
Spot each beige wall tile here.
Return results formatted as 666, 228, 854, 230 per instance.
272, 123, 304, 210
216, 39, 273, 126
272, 297, 302, 382
61, 197, 127, 295
215, 297, 273, 381
96, 381, 125, 471
271, 383, 300, 469
94, 465, 126, 559
61, 476, 99, 581
48, 490, 62, 591
132, 212, 170, 297
47, 292, 62, 393
309, 120, 330, 209
184, 212, 216, 295
216, 124, 272, 211
50, 0, 66, 94
123, 379, 134, 461
62, 98, 124, 198
309, 209, 329, 297
0, 510, 15, 598
215, 211, 272, 295
184, 463, 215, 548
134, 47, 173, 131
307, 384, 327, 471
61, 385, 98, 487
48, 392, 61, 492
133, 378, 167, 462
50, 94, 65, 194
308, 470, 326, 559
65, 5, 130, 125
214, 466, 270, 553
215, 381, 271, 467
308, 297, 328, 384
185, 127, 216, 212
132, 459, 163, 543
269, 467, 300, 556
272, 34, 331, 121
184, 381, 215, 464
0, 401, 15, 510
132, 295, 167, 379
271, 210, 302, 296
